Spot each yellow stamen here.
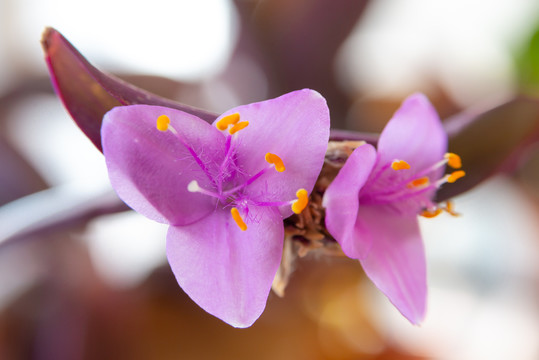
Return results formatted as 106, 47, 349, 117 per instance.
421, 208, 442, 218
230, 207, 247, 231
447, 170, 465, 183
408, 176, 430, 188
443, 201, 460, 216
291, 189, 309, 214
391, 160, 411, 171
156, 115, 170, 132
265, 153, 286, 172
229, 121, 249, 135
421, 201, 461, 218
216, 113, 240, 131
445, 153, 462, 169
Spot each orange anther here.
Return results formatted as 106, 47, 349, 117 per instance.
421, 208, 442, 218
230, 207, 247, 231
229, 121, 249, 135
265, 153, 286, 172
391, 160, 411, 171
447, 170, 465, 183
291, 189, 309, 214
156, 115, 170, 132
408, 177, 430, 188
445, 153, 462, 169
443, 201, 460, 216
216, 113, 240, 131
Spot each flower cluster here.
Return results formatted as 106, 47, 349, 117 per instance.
102, 89, 462, 327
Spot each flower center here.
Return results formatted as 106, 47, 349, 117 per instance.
361, 152, 465, 217
157, 113, 309, 231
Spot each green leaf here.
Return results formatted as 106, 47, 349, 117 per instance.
515, 25, 539, 93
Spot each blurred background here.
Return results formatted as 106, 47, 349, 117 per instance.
1, 0, 539, 359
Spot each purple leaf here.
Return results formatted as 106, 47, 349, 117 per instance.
437, 96, 539, 201
41, 27, 218, 152
230, 0, 370, 128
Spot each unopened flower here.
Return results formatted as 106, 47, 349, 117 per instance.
101, 89, 330, 327
323, 93, 463, 324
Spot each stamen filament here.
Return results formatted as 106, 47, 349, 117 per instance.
291, 189, 309, 214
187, 180, 225, 201
155, 116, 215, 187
217, 136, 234, 193
265, 153, 286, 172
362, 181, 438, 206
410, 159, 446, 181
222, 167, 271, 196
367, 162, 393, 185
231, 207, 247, 231
250, 199, 293, 207
411, 153, 463, 182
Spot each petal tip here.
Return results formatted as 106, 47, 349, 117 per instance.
226, 316, 258, 329
402, 92, 435, 111
302, 87, 324, 99
406, 310, 426, 326
387, 290, 426, 326
290, 88, 327, 106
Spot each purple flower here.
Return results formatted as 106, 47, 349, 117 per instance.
323, 93, 464, 324
101, 89, 330, 327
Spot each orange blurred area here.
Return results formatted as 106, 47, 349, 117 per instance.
0, 234, 428, 360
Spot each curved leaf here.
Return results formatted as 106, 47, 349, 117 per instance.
437, 96, 539, 201
41, 27, 218, 151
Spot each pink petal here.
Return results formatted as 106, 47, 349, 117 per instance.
323, 144, 377, 259
357, 206, 427, 324
102, 105, 225, 225
377, 93, 447, 174
166, 206, 284, 328
216, 89, 330, 218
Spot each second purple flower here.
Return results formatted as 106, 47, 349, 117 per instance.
323, 93, 464, 324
